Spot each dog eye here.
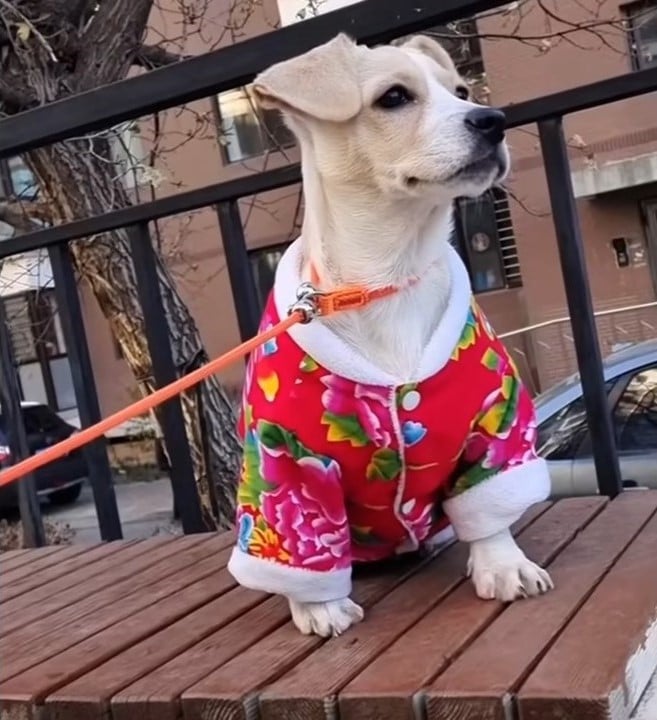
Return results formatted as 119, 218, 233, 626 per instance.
375, 85, 414, 109
455, 85, 469, 100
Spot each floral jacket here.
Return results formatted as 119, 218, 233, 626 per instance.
227, 241, 550, 603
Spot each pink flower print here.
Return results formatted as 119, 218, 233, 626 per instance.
259, 445, 351, 571
463, 430, 510, 471
321, 374, 392, 447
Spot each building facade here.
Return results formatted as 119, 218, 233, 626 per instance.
1, 0, 656, 422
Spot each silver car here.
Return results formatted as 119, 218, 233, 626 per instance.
535, 339, 657, 497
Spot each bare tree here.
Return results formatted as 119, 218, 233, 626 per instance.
0, 0, 275, 529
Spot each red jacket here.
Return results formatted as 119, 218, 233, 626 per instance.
228, 242, 549, 603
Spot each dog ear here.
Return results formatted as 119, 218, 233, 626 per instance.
253, 34, 362, 122
395, 35, 459, 76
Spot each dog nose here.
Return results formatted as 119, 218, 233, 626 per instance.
464, 108, 506, 145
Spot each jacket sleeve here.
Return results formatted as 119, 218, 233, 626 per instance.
443, 352, 550, 543
228, 355, 352, 603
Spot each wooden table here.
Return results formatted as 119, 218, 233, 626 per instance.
2, 492, 657, 720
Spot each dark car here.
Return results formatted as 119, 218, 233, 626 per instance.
0, 402, 88, 508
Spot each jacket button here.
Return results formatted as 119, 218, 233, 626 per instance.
401, 390, 421, 411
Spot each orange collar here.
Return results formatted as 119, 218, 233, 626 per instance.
306, 263, 420, 317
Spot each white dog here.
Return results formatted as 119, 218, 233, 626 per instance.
227, 33, 553, 637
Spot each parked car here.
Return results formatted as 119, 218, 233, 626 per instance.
535, 339, 657, 496
0, 401, 88, 508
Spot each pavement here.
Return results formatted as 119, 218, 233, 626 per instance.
44, 477, 181, 544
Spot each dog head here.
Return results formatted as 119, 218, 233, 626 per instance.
253, 33, 509, 204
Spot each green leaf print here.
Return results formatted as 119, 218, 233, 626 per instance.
299, 355, 319, 373
451, 463, 499, 496
497, 375, 520, 435
321, 412, 370, 447
451, 306, 479, 361
238, 430, 273, 508
366, 447, 402, 482
481, 347, 502, 372
258, 420, 311, 461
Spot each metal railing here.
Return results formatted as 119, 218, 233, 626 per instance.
0, 0, 656, 545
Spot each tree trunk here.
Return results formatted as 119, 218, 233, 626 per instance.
0, 0, 255, 529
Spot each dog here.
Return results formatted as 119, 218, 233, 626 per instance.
227, 33, 553, 637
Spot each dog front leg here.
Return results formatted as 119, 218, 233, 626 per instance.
467, 528, 553, 602
288, 596, 364, 637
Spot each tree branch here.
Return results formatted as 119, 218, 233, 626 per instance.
134, 43, 191, 69
0, 200, 45, 233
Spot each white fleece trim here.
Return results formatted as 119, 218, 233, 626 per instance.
272, 238, 472, 386
443, 458, 551, 543
228, 547, 352, 603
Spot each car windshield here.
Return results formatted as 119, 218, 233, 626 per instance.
534, 370, 582, 409
22, 405, 70, 435
0, 405, 70, 438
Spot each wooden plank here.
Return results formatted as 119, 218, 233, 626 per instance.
0, 534, 228, 639
46, 586, 267, 720
107, 506, 553, 720
260, 497, 604, 720
180, 555, 432, 720
1, 541, 135, 600
424, 492, 657, 720
338, 497, 607, 720
0, 545, 65, 572
1, 542, 101, 586
0, 557, 238, 720
518, 498, 657, 720
0, 538, 230, 681
180, 502, 553, 720
0, 538, 176, 632
110, 595, 290, 720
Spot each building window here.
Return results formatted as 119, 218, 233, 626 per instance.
625, 0, 657, 69
249, 242, 289, 309
2, 290, 76, 411
214, 85, 296, 164
0, 156, 38, 202
454, 188, 523, 293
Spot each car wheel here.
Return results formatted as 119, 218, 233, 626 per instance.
48, 483, 83, 506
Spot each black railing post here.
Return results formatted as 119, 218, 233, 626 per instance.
48, 243, 123, 541
538, 117, 623, 498
0, 298, 46, 547
128, 222, 206, 534
216, 201, 261, 342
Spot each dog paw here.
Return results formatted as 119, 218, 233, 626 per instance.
468, 529, 554, 602
288, 597, 364, 637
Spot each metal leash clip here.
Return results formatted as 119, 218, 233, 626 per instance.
288, 282, 324, 324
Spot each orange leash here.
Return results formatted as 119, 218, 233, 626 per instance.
0, 312, 301, 488
0, 268, 416, 489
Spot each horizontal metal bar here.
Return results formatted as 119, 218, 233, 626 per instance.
0, 164, 301, 260
499, 300, 657, 339
0, 0, 506, 158
1, 64, 655, 261
505, 66, 657, 128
